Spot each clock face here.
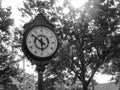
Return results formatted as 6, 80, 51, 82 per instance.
26, 26, 58, 58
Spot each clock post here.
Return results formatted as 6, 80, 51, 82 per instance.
22, 13, 58, 90
35, 61, 48, 90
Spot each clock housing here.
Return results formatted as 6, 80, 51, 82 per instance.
22, 25, 58, 61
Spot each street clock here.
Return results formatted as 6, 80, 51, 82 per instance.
22, 13, 58, 61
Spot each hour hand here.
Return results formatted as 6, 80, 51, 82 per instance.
40, 38, 45, 51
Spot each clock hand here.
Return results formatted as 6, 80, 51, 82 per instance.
40, 38, 44, 51
32, 34, 46, 50
40, 38, 46, 46
32, 34, 42, 44
31, 34, 41, 42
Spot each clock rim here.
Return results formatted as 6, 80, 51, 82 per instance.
22, 25, 58, 61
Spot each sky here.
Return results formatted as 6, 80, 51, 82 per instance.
2, 0, 25, 26
1, 0, 114, 84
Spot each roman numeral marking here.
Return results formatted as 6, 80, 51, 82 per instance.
34, 51, 37, 54
29, 46, 33, 49
28, 41, 31, 43
50, 47, 54, 50
52, 42, 55, 44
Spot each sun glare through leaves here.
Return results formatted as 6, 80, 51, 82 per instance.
70, 0, 88, 8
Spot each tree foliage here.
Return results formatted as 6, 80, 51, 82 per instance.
20, 0, 120, 90
0, 5, 20, 89
0, 7, 14, 32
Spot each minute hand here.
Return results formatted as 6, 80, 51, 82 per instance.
31, 34, 46, 46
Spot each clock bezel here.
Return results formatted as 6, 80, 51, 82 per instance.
22, 25, 58, 61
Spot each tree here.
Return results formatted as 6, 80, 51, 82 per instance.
0, 5, 19, 89
20, 0, 120, 90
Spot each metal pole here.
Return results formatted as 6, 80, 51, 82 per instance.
38, 71, 44, 90
92, 81, 94, 90
36, 62, 46, 90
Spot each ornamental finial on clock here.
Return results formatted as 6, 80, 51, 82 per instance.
33, 13, 48, 24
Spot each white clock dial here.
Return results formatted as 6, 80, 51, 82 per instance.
26, 26, 57, 58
